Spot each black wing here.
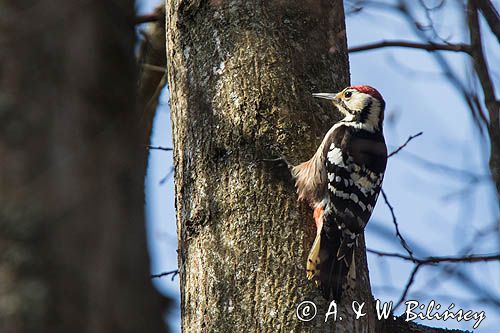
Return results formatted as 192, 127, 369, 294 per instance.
319, 126, 387, 301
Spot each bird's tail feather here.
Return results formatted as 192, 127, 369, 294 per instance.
306, 231, 322, 281
319, 226, 355, 302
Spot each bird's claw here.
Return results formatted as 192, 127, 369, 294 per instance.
260, 156, 293, 171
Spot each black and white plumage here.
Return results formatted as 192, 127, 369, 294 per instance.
292, 85, 387, 302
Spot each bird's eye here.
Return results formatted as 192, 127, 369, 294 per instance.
344, 91, 352, 98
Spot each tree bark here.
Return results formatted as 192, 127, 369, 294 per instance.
166, 1, 469, 332
0, 1, 167, 332
166, 1, 371, 332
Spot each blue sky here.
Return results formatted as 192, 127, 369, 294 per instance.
138, 1, 499, 331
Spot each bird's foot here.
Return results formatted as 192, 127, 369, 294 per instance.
260, 156, 293, 171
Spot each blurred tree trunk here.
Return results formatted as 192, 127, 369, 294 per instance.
0, 1, 167, 333
467, 0, 500, 200
138, 4, 168, 141
166, 1, 468, 332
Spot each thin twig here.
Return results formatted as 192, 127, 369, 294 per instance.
382, 132, 423, 259
142, 63, 168, 73
367, 249, 500, 265
417, 223, 499, 292
151, 269, 179, 281
475, 0, 500, 42
147, 145, 173, 151
397, 150, 488, 181
135, 13, 162, 24
159, 166, 175, 185
144, 72, 168, 118
416, 0, 450, 43
387, 0, 489, 133
395, 263, 422, 309
417, 0, 445, 11
374, 284, 491, 306
380, 189, 415, 260
387, 132, 423, 158
349, 40, 471, 54
369, 247, 500, 308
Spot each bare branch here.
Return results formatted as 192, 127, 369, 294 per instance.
417, 0, 445, 11
135, 13, 163, 24
397, 150, 489, 182
369, 222, 500, 308
380, 0, 490, 133
468, 0, 500, 197
142, 63, 168, 73
379, 132, 424, 259
381, 189, 415, 260
147, 145, 173, 151
417, 223, 499, 294
151, 269, 179, 281
367, 249, 500, 265
395, 263, 422, 309
387, 131, 423, 158
369, 246, 500, 308
349, 40, 471, 54
475, 0, 500, 42
159, 166, 175, 185
370, 247, 500, 307
416, 0, 451, 43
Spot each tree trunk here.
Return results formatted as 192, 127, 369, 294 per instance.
166, 1, 469, 332
0, 1, 167, 332
166, 1, 371, 332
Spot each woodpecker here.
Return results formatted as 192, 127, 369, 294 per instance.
292, 85, 387, 302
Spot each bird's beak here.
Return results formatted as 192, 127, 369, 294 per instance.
312, 92, 342, 105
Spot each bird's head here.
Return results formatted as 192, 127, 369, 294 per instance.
313, 85, 385, 132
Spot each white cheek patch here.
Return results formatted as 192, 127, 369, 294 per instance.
345, 94, 369, 112
340, 92, 382, 133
